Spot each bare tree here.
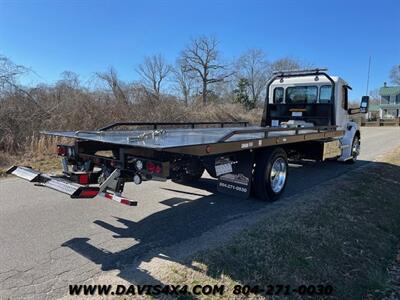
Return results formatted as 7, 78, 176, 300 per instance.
0, 55, 25, 86
0, 55, 49, 117
235, 49, 270, 107
172, 60, 196, 106
390, 64, 400, 85
180, 35, 231, 105
270, 57, 301, 73
137, 54, 171, 100
0, 55, 31, 98
57, 71, 80, 88
96, 67, 128, 104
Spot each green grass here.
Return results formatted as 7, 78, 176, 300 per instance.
169, 149, 400, 299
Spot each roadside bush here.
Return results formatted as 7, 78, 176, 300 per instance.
0, 86, 261, 167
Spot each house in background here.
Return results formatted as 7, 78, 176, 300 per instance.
366, 103, 380, 120
379, 82, 400, 119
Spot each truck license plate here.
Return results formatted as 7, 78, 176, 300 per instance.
215, 163, 232, 176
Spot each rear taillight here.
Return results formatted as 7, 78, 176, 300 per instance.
57, 145, 74, 157
77, 174, 89, 185
146, 161, 162, 174
57, 145, 66, 156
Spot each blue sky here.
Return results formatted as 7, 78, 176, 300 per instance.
1, 0, 399, 100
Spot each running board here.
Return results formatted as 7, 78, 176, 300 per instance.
6, 166, 137, 206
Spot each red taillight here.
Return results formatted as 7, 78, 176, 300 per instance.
146, 161, 155, 172
57, 145, 66, 156
154, 165, 161, 174
120, 199, 131, 205
79, 188, 98, 198
78, 174, 89, 185
146, 161, 162, 174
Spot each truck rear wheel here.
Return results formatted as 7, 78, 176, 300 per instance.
254, 147, 288, 201
171, 161, 205, 183
177, 167, 205, 183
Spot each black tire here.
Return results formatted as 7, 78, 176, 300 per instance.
253, 147, 288, 201
346, 135, 360, 164
172, 166, 205, 183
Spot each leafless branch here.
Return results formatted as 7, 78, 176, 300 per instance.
180, 35, 231, 104
137, 54, 172, 100
96, 67, 128, 104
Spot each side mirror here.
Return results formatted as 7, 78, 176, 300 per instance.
360, 96, 369, 113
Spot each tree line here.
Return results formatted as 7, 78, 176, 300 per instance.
2, 35, 399, 112
136, 36, 304, 108
1, 35, 398, 155
1, 35, 305, 111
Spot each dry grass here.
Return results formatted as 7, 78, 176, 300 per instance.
0, 135, 68, 177
0, 101, 262, 177
0, 96, 261, 154
157, 148, 400, 299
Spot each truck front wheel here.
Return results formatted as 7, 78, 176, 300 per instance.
346, 135, 360, 164
254, 147, 288, 201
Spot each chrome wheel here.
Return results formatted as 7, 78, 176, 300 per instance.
269, 157, 287, 193
254, 147, 288, 201
352, 136, 360, 160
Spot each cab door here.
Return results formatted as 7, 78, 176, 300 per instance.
335, 83, 350, 129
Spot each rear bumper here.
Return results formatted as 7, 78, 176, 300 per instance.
6, 166, 137, 206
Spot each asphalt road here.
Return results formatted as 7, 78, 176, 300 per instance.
0, 127, 399, 299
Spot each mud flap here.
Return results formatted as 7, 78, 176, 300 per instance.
216, 151, 253, 198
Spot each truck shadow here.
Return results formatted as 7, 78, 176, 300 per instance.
62, 190, 266, 285
61, 159, 374, 287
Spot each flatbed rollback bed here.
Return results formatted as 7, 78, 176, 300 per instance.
7, 69, 369, 206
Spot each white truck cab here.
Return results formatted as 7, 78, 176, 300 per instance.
262, 69, 370, 162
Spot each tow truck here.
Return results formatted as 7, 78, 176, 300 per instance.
7, 69, 369, 206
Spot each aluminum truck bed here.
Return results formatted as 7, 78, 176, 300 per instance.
43, 127, 300, 148
42, 124, 343, 156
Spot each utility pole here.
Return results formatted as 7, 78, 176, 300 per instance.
366, 56, 371, 95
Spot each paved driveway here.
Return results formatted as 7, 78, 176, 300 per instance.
0, 127, 399, 299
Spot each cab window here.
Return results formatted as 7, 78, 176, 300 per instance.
273, 87, 284, 103
319, 85, 332, 103
342, 86, 348, 110
286, 86, 318, 104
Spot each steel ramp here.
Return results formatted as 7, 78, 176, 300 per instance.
6, 166, 136, 206
7, 166, 95, 197
7, 166, 41, 182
